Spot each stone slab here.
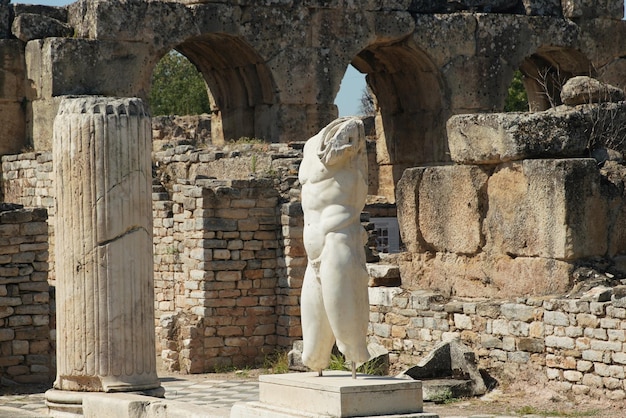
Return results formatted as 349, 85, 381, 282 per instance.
446, 110, 589, 164
231, 401, 439, 418
242, 371, 430, 417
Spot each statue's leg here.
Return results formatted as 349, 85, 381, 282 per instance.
301, 263, 335, 372
320, 232, 370, 366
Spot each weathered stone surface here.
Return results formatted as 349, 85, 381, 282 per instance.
447, 110, 589, 164
0, 3, 10, 39
367, 263, 401, 287
0, 101, 26, 155
11, 13, 72, 42
13, 4, 68, 23
0, 40, 27, 153
26, 38, 154, 100
395, 168, 424, 254
521, 0, 562, 16
397, 165, 489, 255
399, 252, 573, 298
562, 0, 625, 19
402, 340, 486, 397
484, 159, 607, 259
406, 0, 519, 13
419, 165, 488, 254
561, 76, 625, 106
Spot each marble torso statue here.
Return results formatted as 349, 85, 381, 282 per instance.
298, 117, 370, 373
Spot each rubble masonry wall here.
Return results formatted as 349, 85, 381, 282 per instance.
0, 205, 51, 385
369, 287, 626, 400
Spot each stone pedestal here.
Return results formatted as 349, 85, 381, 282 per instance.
231, 371, 439, 418
47, 96, 162, 415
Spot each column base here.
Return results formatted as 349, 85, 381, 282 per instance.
45, 386, 165, 417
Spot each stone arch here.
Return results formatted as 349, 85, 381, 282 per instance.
153, 33, 278, 144
519, 47, 593, 111
352, 43, 445, 201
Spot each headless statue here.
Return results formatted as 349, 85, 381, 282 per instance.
298, 117, 371, 376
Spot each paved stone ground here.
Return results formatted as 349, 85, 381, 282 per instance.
0, 374, 622, 417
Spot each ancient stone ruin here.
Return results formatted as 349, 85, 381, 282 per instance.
0, 0, 625, 410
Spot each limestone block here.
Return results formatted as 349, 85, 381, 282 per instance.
484, 159, 607, 259
0, 3, 9, 39
0, 40, 26, 98
372, 10, 415, 43
561, 76, 625, 106
69, 0, 193, 47
447, 110, 589, 164
443, 56, 509, 112
412, 14, 477, 68
367, 263, 401, 287
402, 340, 487, 397
11, 13, 72, 42
562, 0, 624, 19
13, 4, 68, 22
30, 98, 63, 151
0, 101, 26, 154
396, 168, 427, 253
399, 251, 573, 299
397, 165, 488, 254
26, 38, 154, 99
521, 0, 561, 15
475, 14, 531, 59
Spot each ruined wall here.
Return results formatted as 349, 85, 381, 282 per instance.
397, 86, 626, 299
368, 286, 626, 400
1, 152, 55, 283
0, 205, 51, 385
153, 178, 284, 372
6, 139, 626, 404
0, 0, 622, 201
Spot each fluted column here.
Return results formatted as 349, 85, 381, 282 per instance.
50, 96, 160, 394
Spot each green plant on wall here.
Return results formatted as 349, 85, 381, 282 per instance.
504, 70, 529, 112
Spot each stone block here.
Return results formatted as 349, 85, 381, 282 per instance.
518, 337, 545, 353
545, 336, 575, 349
398, 165, 488, 254
521, 0, 562, 15
544, 311, 570, 327
367, 263, 401, 287
447, 110, 589, 164
0, 101, 26, 155
12, 13, 72, 42
484, 159, 607, 260
29, 98, 63, 151
561, 77, 624, 106
239, 371, 428, 418
500, 303, 535, 322
562, 0, 624, 19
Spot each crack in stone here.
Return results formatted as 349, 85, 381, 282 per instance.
97, 226, 148, 248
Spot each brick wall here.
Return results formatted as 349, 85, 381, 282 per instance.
153, 178, 285, 372
277, 202, 305, 347
1, 152, 55, 284
0, 205, 51, 385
